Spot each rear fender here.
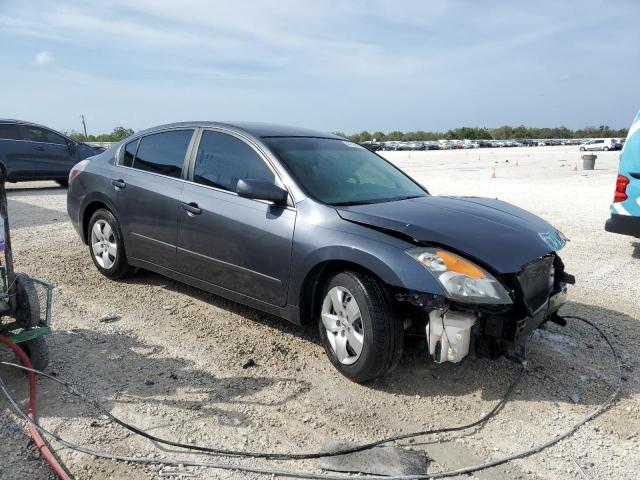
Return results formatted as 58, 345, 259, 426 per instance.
79, 192, 122, 244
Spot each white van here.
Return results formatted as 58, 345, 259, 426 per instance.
579, 138, 615, 151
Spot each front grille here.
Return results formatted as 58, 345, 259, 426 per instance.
517, 256, 554, 314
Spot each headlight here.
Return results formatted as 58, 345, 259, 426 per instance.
406, 247, 512, 305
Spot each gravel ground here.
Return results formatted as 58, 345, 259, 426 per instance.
1, 146, 638, 479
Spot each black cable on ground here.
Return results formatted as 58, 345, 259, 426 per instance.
1, 349, 527, 460
0, 315, 622, 480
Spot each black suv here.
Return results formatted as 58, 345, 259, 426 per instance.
0, 119, 104, 186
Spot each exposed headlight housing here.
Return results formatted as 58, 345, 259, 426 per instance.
406, 247, 512, 305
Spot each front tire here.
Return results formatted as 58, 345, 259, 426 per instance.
88, 209, 133, 279
579, 147, 585, 151
318, 271, 403, 383
603, 146, 609, 151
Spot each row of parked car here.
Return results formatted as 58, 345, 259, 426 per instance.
2, 117, 627, 188
362, 138, 624, 151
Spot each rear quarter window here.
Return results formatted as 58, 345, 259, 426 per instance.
121, 139, 139, 167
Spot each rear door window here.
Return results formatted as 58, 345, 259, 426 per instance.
0, 124, 22, 140
133, 130, 193, 178
193, 131, 275, 192
22, 126, 67, 145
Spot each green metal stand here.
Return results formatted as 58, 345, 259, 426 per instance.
0, 269, 53, 343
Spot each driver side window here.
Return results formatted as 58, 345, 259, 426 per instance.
193, 131, 275, 192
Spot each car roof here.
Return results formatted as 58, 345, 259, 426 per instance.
0, 118, 41, 126
136, 121, 343, 140
0, 118, 64, 131
0, 119, 75, 140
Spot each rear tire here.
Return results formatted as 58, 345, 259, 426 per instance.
318, 271, 403, 383
579, 147, 585, 151
88, 209, 134, 279
603, 146, 609, 151
14, 274, 40, 329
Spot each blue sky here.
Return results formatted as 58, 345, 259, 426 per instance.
0, 0, 638, 135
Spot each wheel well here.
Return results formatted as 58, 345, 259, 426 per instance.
298, 260, 388, 325
81, 201, 111, 244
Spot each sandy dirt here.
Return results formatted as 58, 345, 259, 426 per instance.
1, 146, 638, 479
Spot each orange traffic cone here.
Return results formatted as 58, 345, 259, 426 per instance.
490, 167, 496, 178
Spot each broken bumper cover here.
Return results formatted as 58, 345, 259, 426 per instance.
425, 283, 569, 364
517, 283, 569, 340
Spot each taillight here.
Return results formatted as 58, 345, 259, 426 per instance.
614, 174, 630, 202
69, 159, 90, 183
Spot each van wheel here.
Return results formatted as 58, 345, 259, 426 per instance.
318, 271, 403, 383
579, 147, 585, 151
603, 146, 609, 151
88, 209, 134, 279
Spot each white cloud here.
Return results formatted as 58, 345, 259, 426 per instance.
33, 50, 53, 66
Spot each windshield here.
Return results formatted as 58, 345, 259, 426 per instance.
264, 137, 428, 205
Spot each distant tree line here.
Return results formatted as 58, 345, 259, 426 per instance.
64, 126, 135, 143
63, 124, 629, 144
336, 125, 629, 143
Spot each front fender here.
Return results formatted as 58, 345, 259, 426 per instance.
287, 216, 446, 308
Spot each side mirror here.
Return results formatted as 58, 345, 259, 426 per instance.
67, 140, 77, 153
236, 179, 288, 205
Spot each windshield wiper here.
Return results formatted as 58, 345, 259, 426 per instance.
330, 200, 376, 206
387, 194, 425, 202
331, 195, 425, 207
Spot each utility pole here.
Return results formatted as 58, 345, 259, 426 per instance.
80, 114, 88, 137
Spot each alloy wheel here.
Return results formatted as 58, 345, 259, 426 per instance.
91, 219, 117, 269
321, 286, 364, 365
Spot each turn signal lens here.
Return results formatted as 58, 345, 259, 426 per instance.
436, 250, 486, 279
406, 247, 512, 304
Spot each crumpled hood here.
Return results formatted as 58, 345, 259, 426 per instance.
336, 196, 566, 273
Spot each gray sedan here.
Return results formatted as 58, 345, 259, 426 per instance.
67, 122, 572, 382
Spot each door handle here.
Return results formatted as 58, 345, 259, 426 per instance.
181, 202, 201, 216
111, 179, 126, 189
34, 146, 45, 151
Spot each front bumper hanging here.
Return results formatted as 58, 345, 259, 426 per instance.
421, 253, 573, 364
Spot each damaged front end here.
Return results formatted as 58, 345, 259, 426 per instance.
335, 195, 575, 364
397, 253, 574, 364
